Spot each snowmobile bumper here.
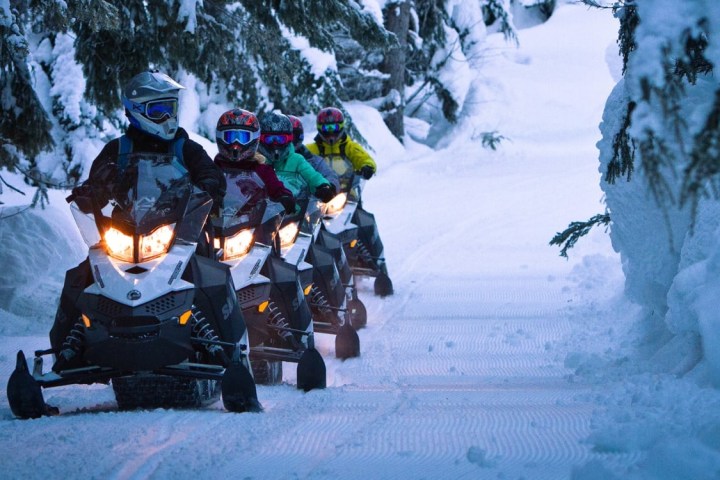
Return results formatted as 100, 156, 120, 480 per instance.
77, 289, 197, 371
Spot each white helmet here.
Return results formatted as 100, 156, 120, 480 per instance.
121, 71, 185, 140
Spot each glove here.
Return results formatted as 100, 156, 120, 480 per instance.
279, 195, 296, 214
210, 200, 221, 218
315, 183, 336, 203
70, 184, 94, 214
359, 165, 375, 180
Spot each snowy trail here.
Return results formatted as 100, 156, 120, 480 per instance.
0, 4, 626, 479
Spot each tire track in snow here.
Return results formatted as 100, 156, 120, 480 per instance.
307, 275, 601, 479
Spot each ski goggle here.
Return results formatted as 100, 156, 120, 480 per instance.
260, 133, 293, 146
318, 122, 343, 134
144, 99, 178, 121
218, 129, 261, 145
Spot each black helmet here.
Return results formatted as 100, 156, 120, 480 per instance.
258, 112, 293, 161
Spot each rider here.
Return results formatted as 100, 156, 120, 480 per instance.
305, 107, 376, 183
52, 70, 230, 371
214, 108, 296, 214
258, 112, 336, 204
286, 114, 340, 192
305, 107, 393, 297
84, 71, 225, 208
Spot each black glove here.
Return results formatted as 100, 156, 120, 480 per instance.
279, 195, 296, 214
359, 165, 375, 180
69, 184, 94, 213
315, 183, 336, 203
210, 200, 221, 218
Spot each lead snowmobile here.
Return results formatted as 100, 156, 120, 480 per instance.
211, 168, 326, 388
7, 152, 260, 419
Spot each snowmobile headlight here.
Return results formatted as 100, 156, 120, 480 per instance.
278, 222, 299, 248
104, 223, 176, 263
222, 228, 255, 260
139, 224, 176, 262
323, 192, 347, 215
104, 227, 134, 262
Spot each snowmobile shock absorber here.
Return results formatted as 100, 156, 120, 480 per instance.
355, 240, 378, 268
265, 301, 298, 347
58, 321, 86, 362
310, 286, 332, 314
190, 307, 229, 365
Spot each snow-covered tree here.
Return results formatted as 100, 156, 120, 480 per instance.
0, 0, 393, 198
572, 0, 720, 381
1, 1, 54, 176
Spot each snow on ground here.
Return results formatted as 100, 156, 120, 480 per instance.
1, 3, 704, 479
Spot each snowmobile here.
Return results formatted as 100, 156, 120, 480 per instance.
321, 171, 393, 297
306, 199, 367, 330
274, 173, 360, 359
7, 152, 260, 419
211, 169, 326, 388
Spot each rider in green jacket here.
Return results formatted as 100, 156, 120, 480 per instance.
258, 112, 336, 203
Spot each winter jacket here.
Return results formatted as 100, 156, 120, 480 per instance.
214, 152, 292, 201
295, 144, 341, 191
88, 125, 226, 205
306, 132, 376, 176
265, 144, 330, 197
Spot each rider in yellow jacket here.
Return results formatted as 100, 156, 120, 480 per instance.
305, 107, 377, 182
305, 106, 393, 297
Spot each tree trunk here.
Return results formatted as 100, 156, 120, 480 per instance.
382, 1, 411, 142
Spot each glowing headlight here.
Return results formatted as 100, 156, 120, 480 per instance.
323, 192, 347, 215
104, 227, 134, 262
278, 222, 299, 248
222, 228, 255, 260
104, 223, 175, 263
139, 224, 175, 261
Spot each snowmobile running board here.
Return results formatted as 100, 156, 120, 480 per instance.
312, 321, 340, 335
309, 303, 347, 312
250, 346, 305, 363
33, 357, 231, 387
351, 267, 379, 277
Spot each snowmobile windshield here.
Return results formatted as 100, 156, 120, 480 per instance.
70, 153, 212, 250
325, 154, 354, 193
109, 153, 192, 234
213, 170, 267, 232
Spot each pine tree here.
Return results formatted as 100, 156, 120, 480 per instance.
554, 0, 720, 255
0, 3, 54, 170
1, 0, 396, 198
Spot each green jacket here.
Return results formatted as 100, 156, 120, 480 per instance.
266, 144, 330, 197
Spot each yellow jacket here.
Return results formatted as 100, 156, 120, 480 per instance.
306, 133, 376, 177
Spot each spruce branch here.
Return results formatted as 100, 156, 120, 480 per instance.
606, 101, 635, 184
550, 213, 611, 258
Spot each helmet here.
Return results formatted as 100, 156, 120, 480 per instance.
316, 107, 345, 145
287, 115, 304, 147
122, 70, 185, 140
258, 112, 293, 161
215, 108, 260, 162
